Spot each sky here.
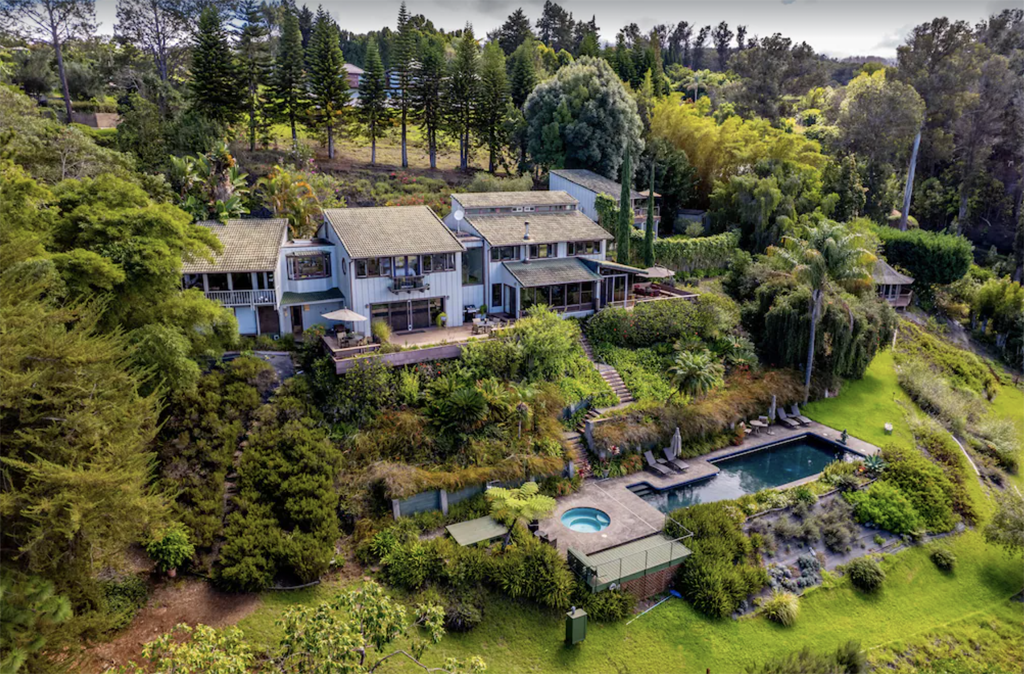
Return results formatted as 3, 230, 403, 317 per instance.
91, 0, 1017, 59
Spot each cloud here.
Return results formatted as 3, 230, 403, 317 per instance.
429, 0, 544, 18
872, 24, 913, 51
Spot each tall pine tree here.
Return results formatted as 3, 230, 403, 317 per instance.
476, 41, 511, 173
413, 34, 446, 170
448, 25, 479, 171
270, 8, 308, 145
509, 37, 538, 109
235, 0, 271, 151
359, 38, 391, 165
616, 147, 633, 264
306, 8, 348, 159
394, 2, 417, 168
190, 6, 241, 125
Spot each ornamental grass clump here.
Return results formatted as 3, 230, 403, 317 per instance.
759, 590, 799, 626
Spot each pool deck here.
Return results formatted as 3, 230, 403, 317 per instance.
539, 422, 880, 556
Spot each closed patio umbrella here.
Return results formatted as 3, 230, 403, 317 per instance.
321, 308, 367, 322
768, 395, 777, 423
670, 427, 682, 455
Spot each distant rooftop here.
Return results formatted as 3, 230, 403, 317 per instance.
464, 211, 612, 247
325, 206, 465, 259
452, 190, 578, 209
182, 219, 288, 274
551, 169, 643, 201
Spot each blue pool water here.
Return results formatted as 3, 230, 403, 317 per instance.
561, 507, 611, 532
640, 435, 847, 513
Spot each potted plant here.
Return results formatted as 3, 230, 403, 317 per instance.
145, 523, 195, 578
478, 304, 488, 315
436, 312, 447, 328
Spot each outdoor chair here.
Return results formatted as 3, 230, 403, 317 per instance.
790, 405, 812, 425
662, 447, 690, 472
644, 450, 673, 477
776, 408, 801, 429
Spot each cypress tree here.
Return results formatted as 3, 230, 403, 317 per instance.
448, 25, 480, 171
616, 147, 633, 265
270, 8, 308, 145
476, 41, 511, 173
190, 6, 241, 125
235, 0, 271, 151
413, 34, 446, 170
643, 164, 656, 268
306, 8, 348, 159
359, 38, 391, 165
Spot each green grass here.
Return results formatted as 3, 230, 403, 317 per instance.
802, 350, 916, 450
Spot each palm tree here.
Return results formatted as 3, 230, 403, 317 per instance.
667, 350, 724, 403
486, 482, 556, 541
769, 221, 875, 402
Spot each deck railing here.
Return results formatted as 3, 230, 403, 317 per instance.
205, 289, 276, 306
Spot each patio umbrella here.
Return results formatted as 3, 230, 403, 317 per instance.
321, 308, 367, 322
642, 266, 675, 279
671, 427, 682, 455
768, 395, 777, 423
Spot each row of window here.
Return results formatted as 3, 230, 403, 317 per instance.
489, 241, 603, 262
465, 204, 574, 215
520, 282, 596, 312
355, 253, 457, 278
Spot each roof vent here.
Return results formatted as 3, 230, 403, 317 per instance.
523, 221, 530, 241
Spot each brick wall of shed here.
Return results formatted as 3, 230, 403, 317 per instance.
619, 564, 681, 600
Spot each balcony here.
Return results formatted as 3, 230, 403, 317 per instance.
205, 289, 276, 306
388, 275, 430, 294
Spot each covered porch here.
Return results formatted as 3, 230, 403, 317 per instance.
502, 258, 603, 317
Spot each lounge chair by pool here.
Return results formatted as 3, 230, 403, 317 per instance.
644, 450, 672, 477
777, 408, 801, 428
790, 404, 812, 425
662, 447, 690, 472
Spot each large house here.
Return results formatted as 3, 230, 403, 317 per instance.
183, 196, 646, 338
444, 191, 640, 319
549, 168, 660, 231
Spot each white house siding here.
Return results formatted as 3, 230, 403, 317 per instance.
549, 174, 600, 222
346, 265, 464, 335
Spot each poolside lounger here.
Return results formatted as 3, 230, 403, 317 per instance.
644, 450, 673, 477
662, 447, 690, 472
776, 409, 801, 428
790, 405, 812, 425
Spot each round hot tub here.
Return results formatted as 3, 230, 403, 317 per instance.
561, 507, 611, 533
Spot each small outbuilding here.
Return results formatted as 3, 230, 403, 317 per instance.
873, 259, 914, 310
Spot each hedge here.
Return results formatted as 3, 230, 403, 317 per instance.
876, 227, 973, 287
627, 230, 740, 274
587, 294, 740, 348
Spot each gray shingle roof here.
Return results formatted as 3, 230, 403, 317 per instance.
325, 206, 465, 259
182, 219, 288, 273
465, 211, 612, 246
502, 258, 602, 287
452, 191, 578, 209
551, 169, 643, 200
873, 259, 914, 285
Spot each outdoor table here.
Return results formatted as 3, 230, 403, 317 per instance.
749, 420, 767, 434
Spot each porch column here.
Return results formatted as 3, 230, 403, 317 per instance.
202, 274, 209, 292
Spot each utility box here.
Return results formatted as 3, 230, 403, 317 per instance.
565, 607, 587, 645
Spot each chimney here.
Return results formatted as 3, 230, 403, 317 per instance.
523, 221, 530, 241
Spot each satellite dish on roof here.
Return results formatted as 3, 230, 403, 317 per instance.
454, 209, 464, 221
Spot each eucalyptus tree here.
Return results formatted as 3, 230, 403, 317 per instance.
0, 0, 95, 123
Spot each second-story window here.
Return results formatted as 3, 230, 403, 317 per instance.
422, 253, 456, 272
355, 257, 392, 278
288, 252, 331, 280
490, 245, 518, 262
567, 241, 600, 256
529, 243, 555, 259
393, 255, 421, 277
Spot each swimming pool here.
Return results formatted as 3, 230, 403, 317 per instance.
635, 434, 849, 513
561, 507, 611, 532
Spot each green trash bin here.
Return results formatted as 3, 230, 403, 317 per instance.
565, 607, 587, 645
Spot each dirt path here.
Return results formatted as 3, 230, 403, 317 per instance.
79, 578, 261, 673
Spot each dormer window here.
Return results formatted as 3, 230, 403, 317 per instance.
524, 206, 535, 212
287, 252, 331, 280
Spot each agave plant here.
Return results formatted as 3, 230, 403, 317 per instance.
863, 455, 887, 475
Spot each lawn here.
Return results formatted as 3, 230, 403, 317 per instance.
802, 350, 916, 450
227, 351, 1024, 674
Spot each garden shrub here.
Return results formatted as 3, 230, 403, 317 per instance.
845, 556, 885, 592
574, 584, 637, 621
908, 418, 977, 523
875, 226, 973, 288
970, 417, 1021, 473
748, 640, 865, 674
627, 230, 739, 274
145, 523, 195, 573
102, 576, 149, 631
894, 322, 998, 398
816, 498, 859, 553
595, 345, 675, 403
930, 547, 956, 572
587, 294, 739, 348
759, 590, 799, 626
845, 481, 924, 535
879, 444, 959, 532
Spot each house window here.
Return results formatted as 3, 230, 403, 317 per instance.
490, 245, 518, 262
355, 257, 391, 278
568, 241, 600, 256
529, 243, 555, 259
462, 248, 483, 285
422, 253, 456, 273
580, 282, 594, 305
394, 255, 420, 277
182, 274, 203, 290
287, 252, 331, 280
491, 283, 502, 308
